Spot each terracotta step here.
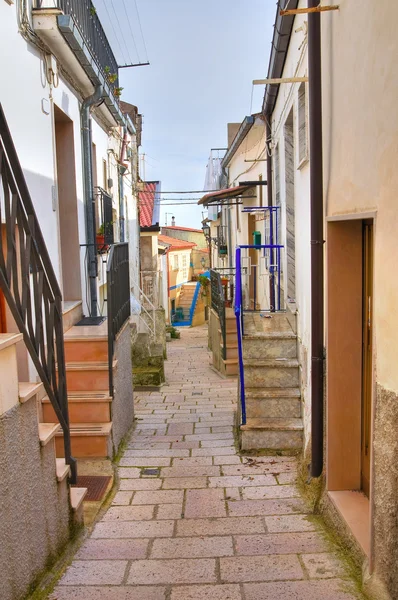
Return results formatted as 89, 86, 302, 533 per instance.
222, 358, 238, 376
64, 337, 108, 362
64, 361, 116, 392
55, 423, 112, 458
42, 391, 112, 424
240, 418, 303, 451
38, 423, 61, 446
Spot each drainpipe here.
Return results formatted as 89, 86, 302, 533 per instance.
81, 84, 104, 317
308, 0, 325, 478
119, 164, 127, 242
266, 117, 276, 312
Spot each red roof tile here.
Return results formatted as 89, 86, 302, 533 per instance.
158, 234, 197, 251
164, 225, 204, 234
139, 182, 160, 228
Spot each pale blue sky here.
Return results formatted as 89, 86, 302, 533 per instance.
96, 0, 276, 228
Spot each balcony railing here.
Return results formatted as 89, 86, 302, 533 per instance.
36, 0, 119, 87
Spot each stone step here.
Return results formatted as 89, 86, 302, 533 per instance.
55, 423, 112, 458
240, 418, 303, 451
64, 360, 116, 392
242, 334, 297, 360
38, 422, 61, 446
42, 391, 112, 424
56, 458, 71, 482
243, 358, 299, 388
245, 387, 301, 419
222, 358, 238, 376
133, 365, 164, 387
70, 487, 87, 511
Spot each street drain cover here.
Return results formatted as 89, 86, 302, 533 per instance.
72, 476, 111, 501
141, 468, 160, 476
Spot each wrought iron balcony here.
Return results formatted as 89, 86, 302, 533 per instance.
35, 0, 119, 89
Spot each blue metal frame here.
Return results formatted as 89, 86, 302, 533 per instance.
173, 281, 201, 327
234, 247, 246, 425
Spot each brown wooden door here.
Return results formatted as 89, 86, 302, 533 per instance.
0, 289, 6, 333
361, 222, 373, 497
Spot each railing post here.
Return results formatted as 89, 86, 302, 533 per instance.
234, 247, 246, 426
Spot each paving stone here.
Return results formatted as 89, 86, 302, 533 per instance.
59, 560, 127, 585
222, 465, 295, 476
209, 475, 277, 488
234, 532, 328, 555
162, 477, 207, 489
76, 539, 149, 560
301, 553, 346, 579
264, 515, 316, 533
124, 449, 190, 458
177, 517, 266, 537
102, 506, 155, 521
168, 423, 194, 435
225, 487, 241, 501
192, 447, 236, 456
119, 479, 162, 491
119, 459, 171, 469
171, 441, 200, 449
185, 488, 227, 518
213, 455, 242, 465
112, 492, 133, 505
170, 584, 241, 600
157, 503, 184, 519
242, 485, 299, 500
92, 520, 174, 538
161, 466, 221, 478
228, 498, 307, 517
277, 472, 297, 485
151, 536, 233, 559
243, 579, 359, 599
220, 555, 304, 582
127, 558, 217, 585
172, 457, 213, 466
185, 433, 234, 441
116, 467, 141, 479
50, 587, 166, 599
132, 490, 184, 505
201, 439, 234, 448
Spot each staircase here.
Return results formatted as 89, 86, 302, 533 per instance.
239, 312, 303, 451
173, 282, 204, 327
219, 308, 238, 376
42, 320, 114, 458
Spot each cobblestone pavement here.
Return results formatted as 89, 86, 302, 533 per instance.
52, 325, 363, 600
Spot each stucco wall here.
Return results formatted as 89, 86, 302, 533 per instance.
0, 398, 71, 600
161, 227, 207, 250
111, 321, 134, 453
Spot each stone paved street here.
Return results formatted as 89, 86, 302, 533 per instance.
51, 325, 363, 600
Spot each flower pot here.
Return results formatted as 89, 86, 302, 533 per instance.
96, 234, 109, 253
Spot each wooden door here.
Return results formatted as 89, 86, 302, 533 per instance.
361, 222, 373, 497
0, 289, 6, 333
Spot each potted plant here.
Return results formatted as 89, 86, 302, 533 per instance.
96, 222, 112, 253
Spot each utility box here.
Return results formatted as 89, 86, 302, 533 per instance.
253, 231, 261, 247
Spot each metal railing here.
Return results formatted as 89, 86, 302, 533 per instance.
36, 0, 119, 87
210, 270, 227, 359
0, 104, 76, 482
189, 282, 201, 323
234, 248, 246, 425
134, 281, 157, 338
107, 243, 130, 396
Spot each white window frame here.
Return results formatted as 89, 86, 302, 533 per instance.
297, 82, 309, 169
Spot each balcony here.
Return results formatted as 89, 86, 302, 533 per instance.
33, 0, 131, 129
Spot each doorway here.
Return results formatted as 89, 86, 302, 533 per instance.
361, 222, 373, 497
54, 105, 81, 302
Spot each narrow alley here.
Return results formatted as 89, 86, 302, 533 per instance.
51, 325, 363, 600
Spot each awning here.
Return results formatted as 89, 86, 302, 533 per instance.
198, 185, 254, 206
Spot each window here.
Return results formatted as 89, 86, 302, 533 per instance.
173, 254, 179, 270
298, 83, 308, 166
182, 254, 188, 280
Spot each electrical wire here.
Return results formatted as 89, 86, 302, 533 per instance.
121, 0, 141, 63
110, 0, 135, 66
99, 0, 128, 66
133, 0, 149, 62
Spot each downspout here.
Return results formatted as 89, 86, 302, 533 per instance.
308, 0, 325, 478
119, 128, 128, 242
265, 117, 276, 311
81, 84, 104, 317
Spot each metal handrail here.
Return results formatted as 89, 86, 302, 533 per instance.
107, 243, 130, 396
188, 282, 201, 324
210, 270, 227, 359
234, 247, 246, 425
0, 104, 76, 482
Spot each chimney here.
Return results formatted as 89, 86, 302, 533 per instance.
171, 216, 175, 226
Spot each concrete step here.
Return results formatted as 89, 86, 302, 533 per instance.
42, 391, 112, 424
64, 337, 108, 362
245, 387, 301, 419
243, 358, 299, 388
38, 422, 61, 446
240, 418, 303, 451
56, 458, 71, 482
242, 333, 297, 360
18, 382, 44, 404
64, 361, 115, 392
55, 423, 112, 458
133, 365, 164, 387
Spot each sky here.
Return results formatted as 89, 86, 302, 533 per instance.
95, 0, 276, 229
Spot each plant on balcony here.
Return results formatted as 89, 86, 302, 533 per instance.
114, 87, 124, 98
90, 6, 97, 16
108, 73, 117, 84
96, 221, 112, 253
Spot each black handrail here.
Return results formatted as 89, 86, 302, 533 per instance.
0, 104, 76, 483
36, 0, 119, 87
107, 243, 130, 396
210, 269, 227, 360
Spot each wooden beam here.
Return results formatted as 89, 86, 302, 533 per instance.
280, 5, 339, 16
253, 77, 308, 86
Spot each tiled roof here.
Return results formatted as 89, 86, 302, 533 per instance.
158, 235, 197, 252
164, 225, 204, 234
139, 181, 160, 228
